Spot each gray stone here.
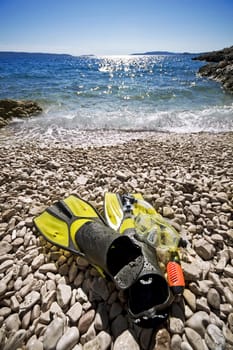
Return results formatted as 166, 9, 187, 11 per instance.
0, 241, 12, 255
20, 280, 34, 298
42, 290, 56, 311
183, 289, 196, 311
21, 310, 31, 329
50, 301, 63, 315
67, 302, 82, 323
185, 327, 205, 350
35, 322, 46, 336
57, 284, 72, 309
196, 297, 210, 313
185, 305, 193, 319
72, 346, 83, 350
224, 264, 233, 277
190, 204, 201, 216
0, 328, 6, 349
27, 336, 44, 350
76, 287, 88, 303
181, 261, 202, 281
68, 262, 78, 283
5, 313, 21, 332
169, 317, 184, 334
113, 330, 140, 350
78, 309, 95, 334
185, 311, 209, 337
39, 310, 51, 325
216, 192, 228, 203
94, 303, 109, 331
0, 260, 14, 273
83, 331, 112, 350
2, 208, 16, 221
76, 175, 88, 185
220, 303, 233, 315
43, 317, 64, 350
116, 170, 132, 181
163, 206, 175, 218
223, 287, 233, 304
76, 256, 89, 268
46, 279, 56, 291
215, 257, 228, 273
211, 234, 224, 243
170, 334, 182, 350
228, 313, 233, 332
188, 224, 197, 233
226, 229, 233, 241
39, 263, 57, 273
205, 324, 225, 350
194, 239, 215, 260
189, 282, 201, 296
181, 342, 193, 350
0, 307, 11, 317
209, 312, 224, 328
31, 304, 41, 322
154, 328, 171, 350
3, 329, 27, 350
207, 288, 221, 309
208, 272, 224, 291
80, 321, 96, 345
0, 281, 7, 296
32, 254, 45, 270
74, 271, 85, 287
56, 327, 80, 350
197, 280, 214, 294
12, 237, 24, 247
20, 290, 40, 311
14, 277, 23, 291
223, 326, 233, 346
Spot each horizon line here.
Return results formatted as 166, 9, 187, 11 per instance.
0, 49, 206, 57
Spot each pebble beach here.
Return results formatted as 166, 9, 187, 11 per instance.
0, 130, 233, 350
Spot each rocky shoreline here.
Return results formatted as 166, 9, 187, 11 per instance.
193, 46, 233, 93
0, 99, 42, 128
0, 132, 233, 349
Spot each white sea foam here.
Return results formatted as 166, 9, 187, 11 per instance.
4, 103, 232, 145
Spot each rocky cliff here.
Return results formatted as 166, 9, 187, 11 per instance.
0, 99, 42, 128
193, 46, 233, 94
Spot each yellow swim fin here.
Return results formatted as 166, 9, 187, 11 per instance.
34, 194, 105, 256
104, 193, 124, 232
34, 194, 144, 290
104, 192, 157, 234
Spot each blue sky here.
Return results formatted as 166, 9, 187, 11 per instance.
0, 0, 232, 55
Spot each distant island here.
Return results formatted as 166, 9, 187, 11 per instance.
131, 51, 196, 56
0, 51, 74, 59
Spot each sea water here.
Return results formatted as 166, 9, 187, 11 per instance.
0, 52, 233, 136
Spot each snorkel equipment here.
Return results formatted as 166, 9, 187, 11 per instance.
35, 192, 187, 329
109, 193, 186, 327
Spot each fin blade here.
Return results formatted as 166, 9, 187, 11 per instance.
104, 193, 124, 231
34, 195, 104, 256
63, 195, 100, 218
34, 211, 69, 248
